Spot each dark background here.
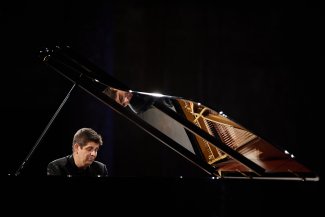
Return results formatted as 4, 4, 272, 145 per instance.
2, 3, 323, 216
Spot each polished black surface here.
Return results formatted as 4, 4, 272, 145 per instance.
5, 175, 321, 216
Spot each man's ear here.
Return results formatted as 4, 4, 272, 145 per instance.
73, 143, 80, 152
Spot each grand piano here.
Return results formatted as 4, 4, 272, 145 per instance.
37, 45, 319, 181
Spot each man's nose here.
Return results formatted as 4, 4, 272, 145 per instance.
123, 97, 130, 104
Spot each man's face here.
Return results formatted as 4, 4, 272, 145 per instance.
75, 142, 100, 168
114, 90, 133, 107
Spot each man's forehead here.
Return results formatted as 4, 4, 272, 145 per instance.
84, 142, 100, 148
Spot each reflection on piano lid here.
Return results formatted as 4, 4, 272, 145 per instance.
39, 45, 319, 181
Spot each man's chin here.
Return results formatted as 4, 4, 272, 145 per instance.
84, 160, 94, 167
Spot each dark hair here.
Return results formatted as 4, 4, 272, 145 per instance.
72, 128, 103, 149
102, 87, 117, 99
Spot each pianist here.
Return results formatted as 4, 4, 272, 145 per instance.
47, 128, 108, 177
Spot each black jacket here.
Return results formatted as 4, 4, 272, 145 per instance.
47, 155, 108, 177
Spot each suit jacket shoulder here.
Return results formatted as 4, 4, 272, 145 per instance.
47, 156, 70, 176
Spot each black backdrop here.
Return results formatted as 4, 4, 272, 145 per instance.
2, 3, 323, 216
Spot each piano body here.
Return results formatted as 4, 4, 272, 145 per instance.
39, 45, 319, 181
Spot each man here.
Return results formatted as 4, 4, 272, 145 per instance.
47, 128, 108, 177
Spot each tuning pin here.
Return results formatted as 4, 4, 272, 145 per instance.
219, 111, 227, 117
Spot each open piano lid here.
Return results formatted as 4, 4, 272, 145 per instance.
39, 45, 319, 181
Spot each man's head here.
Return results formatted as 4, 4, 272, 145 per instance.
103, 87, 133, 107
72, 128, 103, 168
